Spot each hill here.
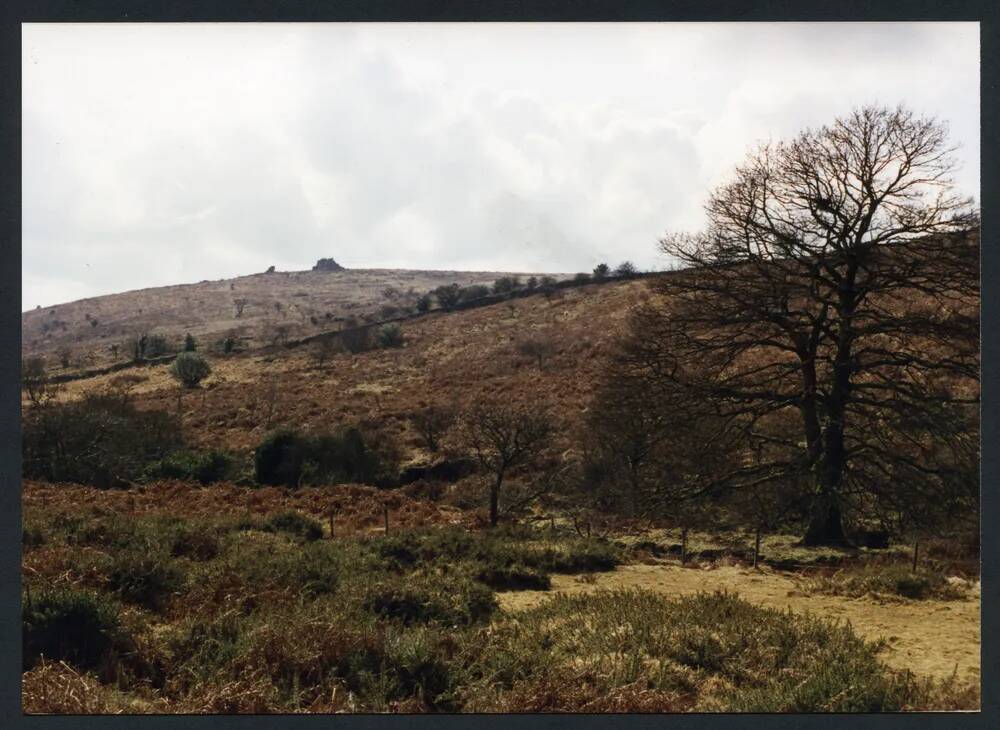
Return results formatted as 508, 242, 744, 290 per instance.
21, 266, 572, 368
50, 277, 646, 461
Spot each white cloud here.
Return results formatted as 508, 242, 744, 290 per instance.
22, 22, 980, 309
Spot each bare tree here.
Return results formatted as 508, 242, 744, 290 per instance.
310, 335, 340, 368
619, 105, 979, 545
517, 334, 556, 370
22, 357, 59, 408
411, 404, 456, 452
233, 298, 248, 318
461, 402, 553, 527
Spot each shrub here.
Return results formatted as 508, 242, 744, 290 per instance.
170, 352, 211, 388
474, 563, 551, 591
592, 263, 610, 280
22, 523, 46, 549
416, 294, 432, 313
254, 429, 308, 486
184, 333, 197, 351
169, 527, 221, 561
105, 554, 184, 611
492, 276, 522, 295
362, 574, 496, 627
378, 323, 405, 349
458, 284, 490, 303
433, 284, 461, 310
262, 511, 324, 542
573, 272, 592, 284
22, 394, 183, 488
800, 563, 969, 601
22, 588, 132, 675
306, 427, 400, 487
341, 322, 374, 354
145, 335, 171, 358
459, 590, 955, 712
145, 450, 233, 484
614, 261, 637, 277
410, 405, 456, 452
517, 335, 556, 369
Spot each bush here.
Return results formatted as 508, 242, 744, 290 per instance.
254, 429, 308, 486
170, 352, 211, 388
169, 526, 222, 561
22, 394, 183, 488
23, 588, 131, 675
183, 333, 197, 351
362, 574, 496, 627
433, 284, 461, 310
262, 511, 324, 542
573, 272, 592, 284
145, 335, 171, 358
145, 450, 233, 484
614, 261, 637, 277
458, 284, 490, 303
800, 563, 969, 601
492, 276, 522, 295
459, 590, 954, 712
378, 323, 405, 348
105, 554, 184, 611
592, 263, 610, 280
341, 323, 374, 354
474, 563, 551, 591
416, 294, 432, 313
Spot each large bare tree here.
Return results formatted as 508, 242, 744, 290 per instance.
619, 105, 979, 545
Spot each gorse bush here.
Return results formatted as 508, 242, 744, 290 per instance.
144, 450, 233, 485
457, 590, 959, 712
104, 553, 184, 611
254, 427, 400, 487
22, 394, 183, 488
800, 563, 970, 601
22, 588, 132, 677
378, 324, 405, 349
261, 511, 325, 542
22, 502, 978, 714
170, 352, 211, 388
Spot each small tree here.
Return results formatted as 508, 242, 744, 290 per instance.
416, 294, 432, 313
311, 336, 339, 368
233, 298, 248, 318
433, 284, 462, 310
526, 276, 538, 290
573, 272, 591, 284
614, 261, 637, 278
183, 333, 197, 352
22, 357, 59, 407
57, 348, 72, 369
517, 335, 556, 370
459, 284, 490, 304
492, 276, 522, 295
461, 402, 553, 527
170, 352, 211, 389
377, 323, 405, 349
592, 263, 610, 280
411, 404, 456, 452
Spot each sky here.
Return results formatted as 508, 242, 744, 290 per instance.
22, 22, 980, 310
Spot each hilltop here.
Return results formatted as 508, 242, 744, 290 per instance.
22, 265, 572, 368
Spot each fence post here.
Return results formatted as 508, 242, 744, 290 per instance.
384, 506, 389, 534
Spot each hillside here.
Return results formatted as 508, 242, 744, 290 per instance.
51, 277, 647, 461
21, 267, 571, 368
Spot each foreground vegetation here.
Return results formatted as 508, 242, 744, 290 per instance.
22, 503, 977, 714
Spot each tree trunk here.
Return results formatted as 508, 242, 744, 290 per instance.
803, 484, 846, 546
912, 540, 919, 572
681, 526, 689, 565
753, 526, 762, 569
489, 476, 501, 528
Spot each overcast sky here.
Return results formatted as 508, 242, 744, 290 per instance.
22, 22, 979, 310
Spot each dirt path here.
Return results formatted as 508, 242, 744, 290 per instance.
497, 563, 980, 684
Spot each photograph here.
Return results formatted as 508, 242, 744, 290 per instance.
19, 21, 981, 714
